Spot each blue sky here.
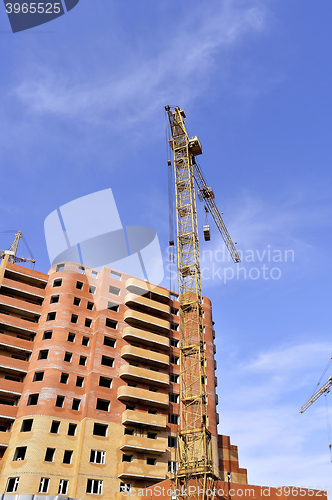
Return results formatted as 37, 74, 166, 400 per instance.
1, 0, 332, 489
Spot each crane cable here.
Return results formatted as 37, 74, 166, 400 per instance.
308, 357, 332, 401
324, 395, 332, 462
165, 109, 179, 491
305, 356, 332, 462
165, 109, 176, 293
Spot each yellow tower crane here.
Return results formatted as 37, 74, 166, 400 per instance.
0, 231, 35, 288
300, 376, 332, 413
300, 357, 332, 461
165, 106, 240, 500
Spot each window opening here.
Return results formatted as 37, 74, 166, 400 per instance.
50, 421, 60, 434
21, 419, 33, 432
33, 371, 44, 382
44, 448, 55, 462
68, 423, 77, 436
43, 330, 52, 340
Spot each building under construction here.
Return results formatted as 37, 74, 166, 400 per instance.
0, 106, 326, 499
0, 257, 247, 498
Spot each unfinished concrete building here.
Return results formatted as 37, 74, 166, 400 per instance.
0, 259, 246, 499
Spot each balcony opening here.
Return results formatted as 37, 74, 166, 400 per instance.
5, 375, 21, 382
0, 397, 15, 406
147, 432, 157, 440
122, 454, 133, 462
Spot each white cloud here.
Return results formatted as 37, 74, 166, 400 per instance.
10, 0, 267, 126
217, 341, 332, 487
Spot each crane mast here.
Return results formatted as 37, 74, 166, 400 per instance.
166, 105, 239, 499
0, 231, 35, 288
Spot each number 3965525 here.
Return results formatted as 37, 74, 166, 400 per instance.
5, 3, 62, 14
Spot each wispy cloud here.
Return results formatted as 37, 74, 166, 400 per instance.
217, 341, 332, 487
10, 0, 267, 127
199, 187, 332, 267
